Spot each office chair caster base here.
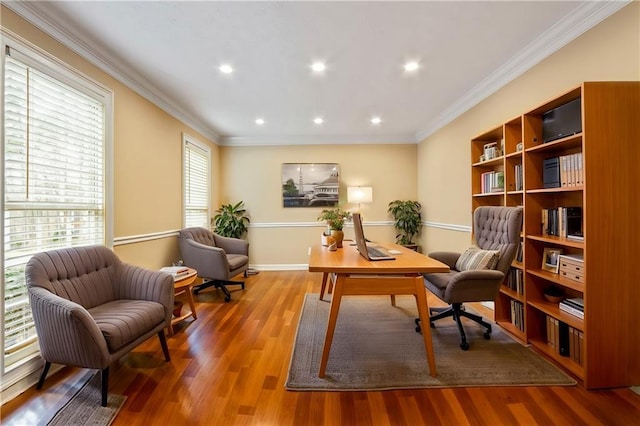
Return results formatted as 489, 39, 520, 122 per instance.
484, 331, 491, 340
460, 342, 470, 351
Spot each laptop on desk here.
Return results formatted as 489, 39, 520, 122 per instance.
352, 213, 395, 261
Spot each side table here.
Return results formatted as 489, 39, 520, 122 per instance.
168, 268, 198, 336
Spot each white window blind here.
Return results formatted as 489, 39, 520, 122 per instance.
183, 136, 210, 228
3, 48, 107, 373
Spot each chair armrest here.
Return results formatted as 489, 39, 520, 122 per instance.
443, 270, 505, 303
428, 251, 461, 270
117, 264, 175, 326
28, 287, 110, 368
181, 239, 230, 280
213, 233, 249, 255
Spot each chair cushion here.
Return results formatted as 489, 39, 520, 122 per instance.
227, 253, 249, 271
455, 246, 500, 271
89, 299, 165, 352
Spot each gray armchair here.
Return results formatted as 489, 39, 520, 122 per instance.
417, 206, 523, 350
25, 245, 174, 406
178, 227, 249, 302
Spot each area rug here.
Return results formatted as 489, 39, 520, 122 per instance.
286, 293, 576, 390
46, 372, 126, 425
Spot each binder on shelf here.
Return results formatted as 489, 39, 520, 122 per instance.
558, 321, 570, 357
543, 157, 561, 188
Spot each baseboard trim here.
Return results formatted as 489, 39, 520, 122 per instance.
250, 264, 308, 271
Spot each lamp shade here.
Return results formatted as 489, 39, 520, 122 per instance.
347, 186, 373, 204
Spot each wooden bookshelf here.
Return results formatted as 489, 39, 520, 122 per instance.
470, 82, 640, 389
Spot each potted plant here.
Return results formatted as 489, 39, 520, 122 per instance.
318, 207, 352, 248
388, 200, 422, 250
211, 201, 250, 239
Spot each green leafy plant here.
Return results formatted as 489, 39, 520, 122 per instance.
317, 207, 352, 231
212, 201, 250, 239
388, 200, 422, 245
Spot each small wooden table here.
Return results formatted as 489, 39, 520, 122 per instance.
169, 268, 198, 336
308, 243, 449, 378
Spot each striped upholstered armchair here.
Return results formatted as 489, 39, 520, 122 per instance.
25, 245, 174, 406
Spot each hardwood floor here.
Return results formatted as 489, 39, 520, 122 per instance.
2, 270, 640, 425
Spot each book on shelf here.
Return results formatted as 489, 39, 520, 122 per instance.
507, 267, 524, 294
515, 241, 523, 263
514, 163, 523, 191
480, 170, 504, 194
559, 300, 584, 319
510, 300, 525, 331
160, 266, 190, 277
541, 206, 582, 238
562, 297, 584, 310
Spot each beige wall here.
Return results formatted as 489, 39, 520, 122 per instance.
417, 2, 640, 255
1, 6, 220, 269
2, 2, 639, 268
219, 144, 417, 266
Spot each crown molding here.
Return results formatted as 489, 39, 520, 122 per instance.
4, 1, 222, 144
6, 1, 629, 146
415, 0, 631, 142
221, 134, 416, 146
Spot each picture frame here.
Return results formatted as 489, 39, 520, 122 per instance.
281, 163, 340, 208
542, 247, 563, 273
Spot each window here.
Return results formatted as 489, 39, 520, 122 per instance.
183, 135, 211, 228
2, 40, 112, 383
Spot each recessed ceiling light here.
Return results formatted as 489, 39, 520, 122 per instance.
404, 61, 419, 72
311, 62, 326, 72
313, 117, 324, 125
370, 116, 382, 125
219, 64, 233, 74
255, 118, 265, 125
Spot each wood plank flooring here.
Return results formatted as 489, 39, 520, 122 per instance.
2, 270, 640, 425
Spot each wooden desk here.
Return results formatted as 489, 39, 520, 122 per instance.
308, 243, 449, 378
169, 268, 198, 336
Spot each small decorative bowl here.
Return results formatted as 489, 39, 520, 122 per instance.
544, 294, 563, 304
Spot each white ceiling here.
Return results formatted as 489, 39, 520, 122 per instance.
5, 1, 628, 146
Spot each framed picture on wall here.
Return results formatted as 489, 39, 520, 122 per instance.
282, 163, 340, 208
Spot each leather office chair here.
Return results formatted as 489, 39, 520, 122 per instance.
416, 206, 523, 350
178, 227, 249, 302
26, 245, 173, 406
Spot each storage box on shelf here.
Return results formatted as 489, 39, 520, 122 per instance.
470, 82, 639, 389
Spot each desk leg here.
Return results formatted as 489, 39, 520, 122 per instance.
319, 274, 344, 378
414, 276, 437, 377
319, 272, 329, 301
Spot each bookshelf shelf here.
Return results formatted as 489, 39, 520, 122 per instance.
526, 186, 584, 194
496, 320, 526, 343
526, 235, 584, 249
527, 269, 585, 292
471, 82, 640, 389
529, 338, 585, 378
499, 285, 524, 302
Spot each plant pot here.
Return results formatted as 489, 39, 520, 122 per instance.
330, 230, 344, 248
